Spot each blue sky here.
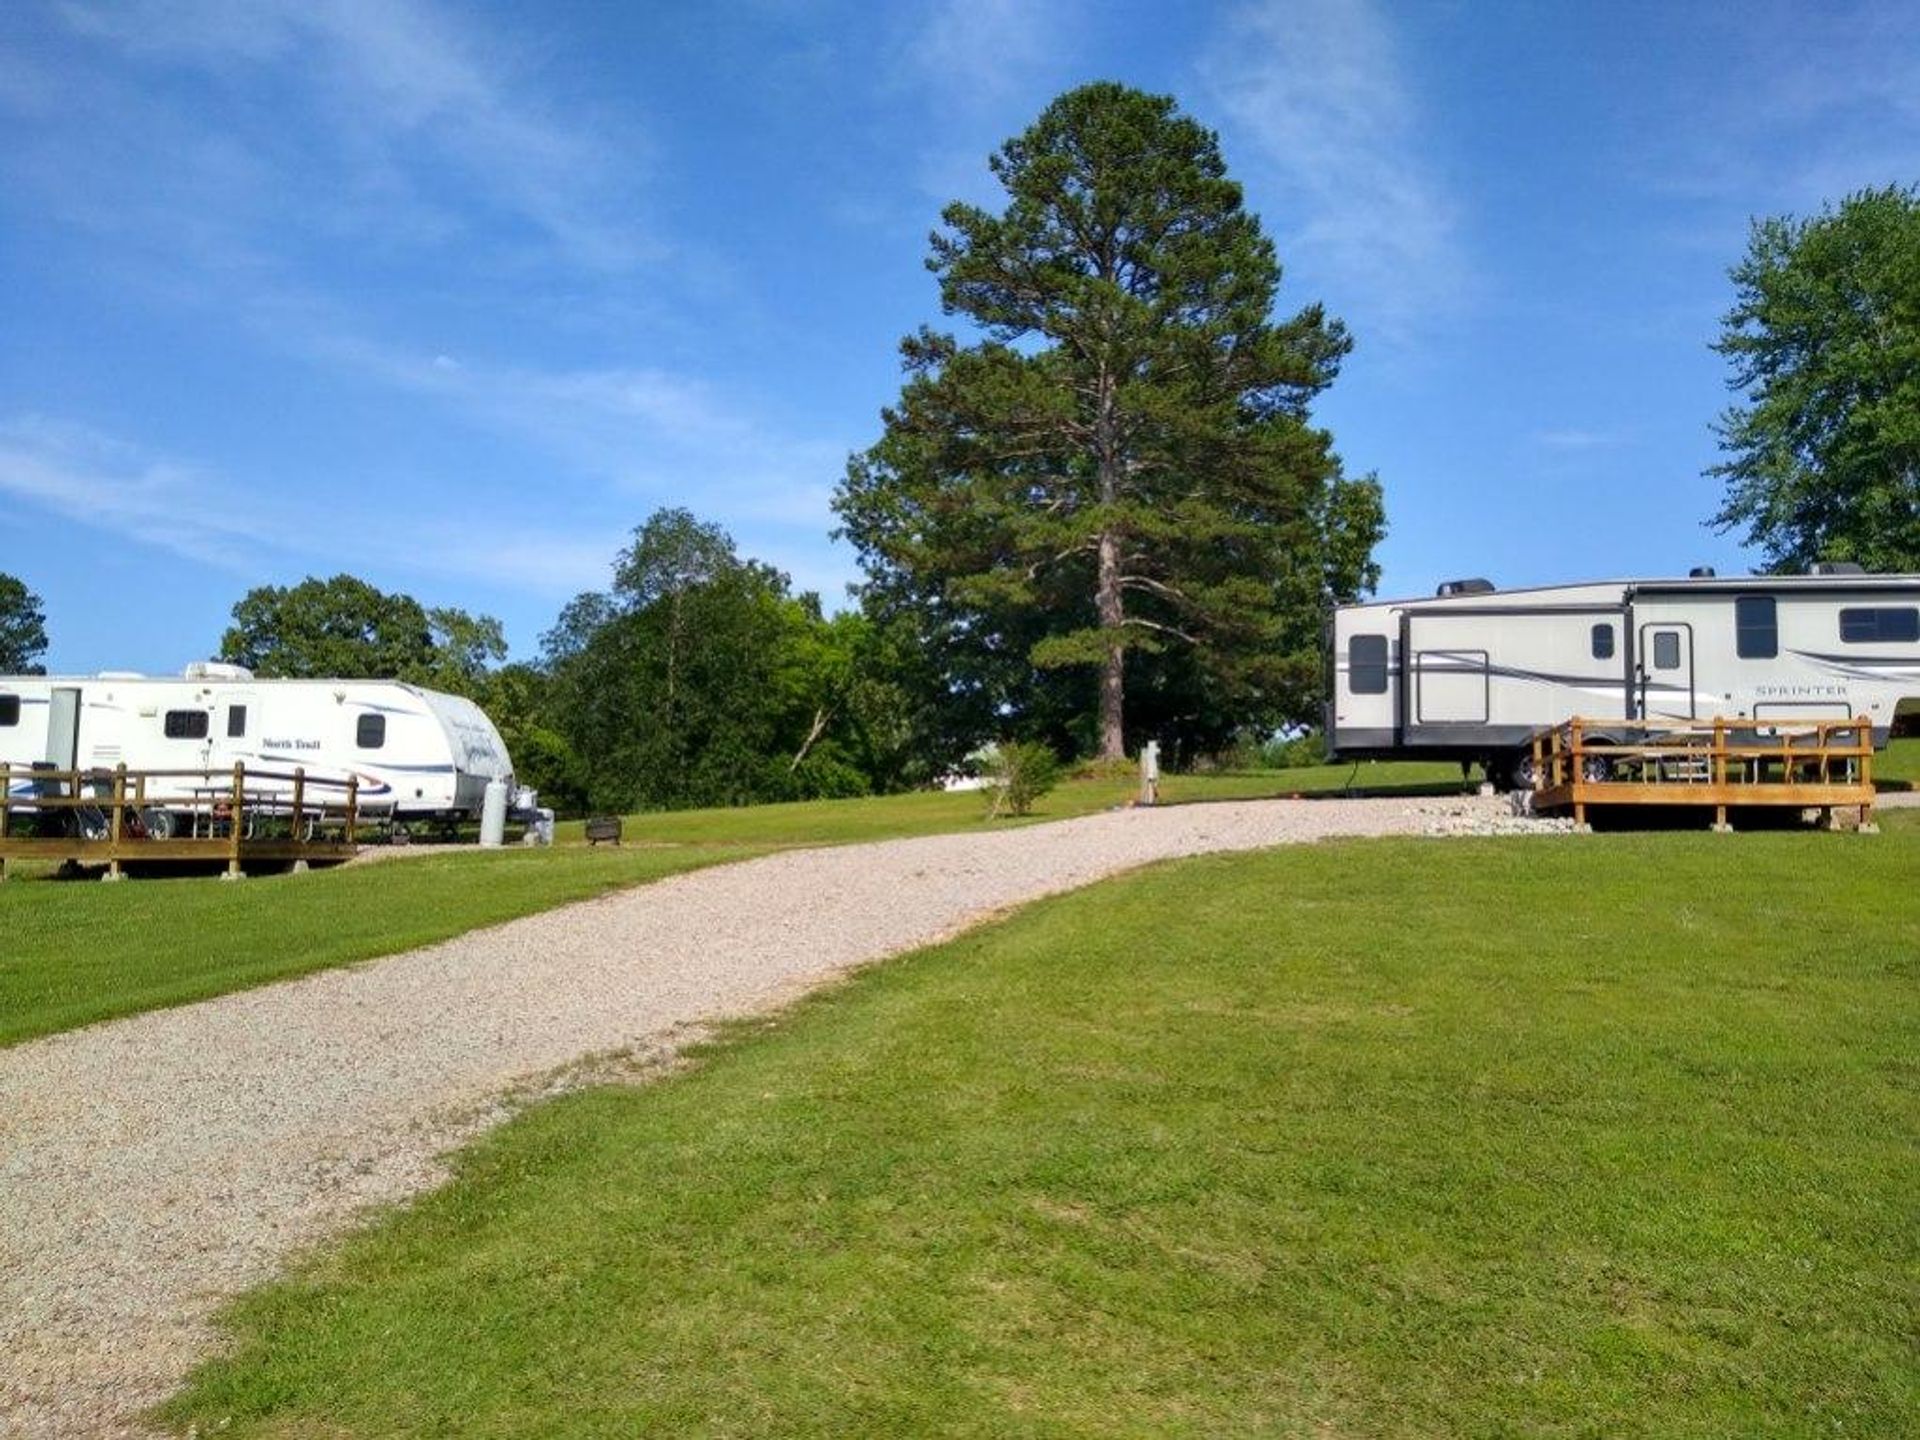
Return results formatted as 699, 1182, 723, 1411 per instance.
3, 0, 1916, 675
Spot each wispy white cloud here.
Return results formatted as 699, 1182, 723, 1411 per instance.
1534, 428, 1624, 451
38, 0, 656, 272
902, 0, 1056, 110
1196, 0, 1463, 347
0, 415, 617, 594
286, 323, 849, 529
0, 416, 276, 572
890, 0, 1079, 206
1632, 2, 1920, 216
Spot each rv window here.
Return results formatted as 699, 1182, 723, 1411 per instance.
1590, 623, 1615, 660
0, 694, 18, 727
164, 709, 210, 740
1652, 631, 1681, 671
1348, 634, 1389, 694
1734, 595, 1777, 658
1839, 607, 1919, 644
356, 713, 386, 749
227, 704, 248, 738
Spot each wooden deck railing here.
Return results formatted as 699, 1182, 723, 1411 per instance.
0, 763, 359, 880
1529, 715, 1877, 830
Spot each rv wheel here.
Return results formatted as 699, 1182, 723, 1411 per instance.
141, 807, 177, 841
1508, 752, 1542, 792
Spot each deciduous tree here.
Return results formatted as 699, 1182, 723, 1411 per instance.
220, 574, 505, 695
1710, 184, 1920, 573
836, 83, 1383, 763
543, 509, 889, 811
421, 607, 508, 695
0, 573, 49, 674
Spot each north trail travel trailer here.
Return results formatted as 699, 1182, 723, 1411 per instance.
1327, 568, 1920, 788
0, 662, 516, 835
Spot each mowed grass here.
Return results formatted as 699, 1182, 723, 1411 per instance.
166, 829, 1919, 1438
0, 845, 760, 1047
555, 759, 1469, 846
1877, 733, 1919, 787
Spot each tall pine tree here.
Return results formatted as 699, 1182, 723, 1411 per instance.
837, 83, 1382, 762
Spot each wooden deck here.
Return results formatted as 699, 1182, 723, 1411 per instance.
1, 763, 360, 879
1528, 716, 1878, 830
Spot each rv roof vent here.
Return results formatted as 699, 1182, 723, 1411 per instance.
1808, 561, 1866, 576
1435, 577, 1496, 598
182, 660, 255, 681
1688, 566, 1717, 578
96, 670, 145, 680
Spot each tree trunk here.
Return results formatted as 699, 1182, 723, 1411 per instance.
788, 706, 833, 773
1096, 529, 1125, 759
1094, 360, 1126, 761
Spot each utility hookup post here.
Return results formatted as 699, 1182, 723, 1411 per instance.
1139, 740, 1161, 807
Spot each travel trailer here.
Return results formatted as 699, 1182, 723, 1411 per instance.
1327, 568, 1920, 788
0, 663, 516, 836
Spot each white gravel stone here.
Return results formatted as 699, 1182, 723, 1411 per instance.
0, 795, 1523, 1436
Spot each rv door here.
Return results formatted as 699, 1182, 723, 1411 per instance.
45, 687, 81, 770
157, 699, 218, 774
1637, 623, 1696, 720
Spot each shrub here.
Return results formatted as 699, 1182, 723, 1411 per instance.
984, 741, 1063, 818
1069, 754, 1135, 782
1256, 728, 1328, 769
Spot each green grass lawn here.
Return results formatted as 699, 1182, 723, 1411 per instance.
1877, 733, 1919, 787
165, 828, 1919, 1438
554, 759, 1469, 846
0, 845, 761, 1047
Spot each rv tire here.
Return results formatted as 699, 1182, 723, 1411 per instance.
1506, 751, 1542, 793
1579, 747, 1615, 784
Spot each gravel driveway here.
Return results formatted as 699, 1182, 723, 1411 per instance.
1, 795, 1512, 1435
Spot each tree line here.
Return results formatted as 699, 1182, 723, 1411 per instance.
3, 92, 1911, 815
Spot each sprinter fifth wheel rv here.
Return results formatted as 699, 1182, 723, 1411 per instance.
0, 662, 514, 835
1327, 568, 1920, 788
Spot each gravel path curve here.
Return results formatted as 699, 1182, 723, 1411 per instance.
1, 795, 1511, 1435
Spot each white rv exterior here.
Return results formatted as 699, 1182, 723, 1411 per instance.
1328, 571, 1920, 784
0, 663, 514, 827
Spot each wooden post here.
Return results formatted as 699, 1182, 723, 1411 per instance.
225, 761, 245, 880
291, 767, 306, 850
1138, 741, 1160, 807
1858, 716, 1878, 833
1569, 718, 1583, 795
106, 763, 128, 881
0, 765, 10, 882
345, 775, 359, 848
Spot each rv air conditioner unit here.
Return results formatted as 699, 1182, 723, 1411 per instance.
1809, 561, 1866, 576
1689, 566, 1717, 578
1435, 578, 1496, 598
